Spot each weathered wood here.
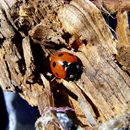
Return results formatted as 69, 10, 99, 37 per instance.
92, 0, 130, 13
0, 0, 130, 129
58, 0, 130, 122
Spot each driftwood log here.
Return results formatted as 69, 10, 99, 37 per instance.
0, 0, 130, 129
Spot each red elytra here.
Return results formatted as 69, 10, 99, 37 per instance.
50, 52, 77, 78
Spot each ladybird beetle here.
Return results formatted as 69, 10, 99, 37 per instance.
50, 51, 83, 81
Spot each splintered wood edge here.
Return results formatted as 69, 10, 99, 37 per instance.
58, 0, 130, 127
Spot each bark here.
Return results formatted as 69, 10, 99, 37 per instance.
0, 0, 130, 129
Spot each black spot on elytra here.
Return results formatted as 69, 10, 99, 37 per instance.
53, 61, 56, 67
58, 53, 64, 57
